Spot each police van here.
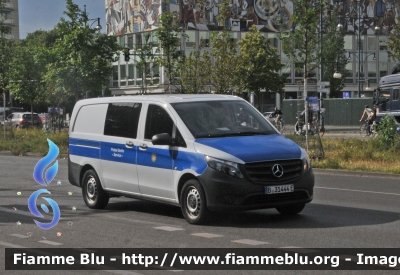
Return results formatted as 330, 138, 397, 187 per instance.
68, 95, 314, 224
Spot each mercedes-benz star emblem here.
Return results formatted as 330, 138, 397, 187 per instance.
272, 164, 284, 178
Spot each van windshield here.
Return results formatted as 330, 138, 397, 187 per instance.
171, 100, 277, 138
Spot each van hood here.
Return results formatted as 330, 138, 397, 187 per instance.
193, 134, 301, 163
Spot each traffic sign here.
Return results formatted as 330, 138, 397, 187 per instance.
317, 81, 330, 87
317, 88, 330, 93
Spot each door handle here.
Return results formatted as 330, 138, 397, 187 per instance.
139, 144, 148, 150
126, 141, 134, 147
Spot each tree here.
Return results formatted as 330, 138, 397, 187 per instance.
237, 26, 285, 103
210, 30, 238, 94
156, 12, 186, 93
321, 6, 347, 98
46, 0, 121, 103
133, 33, 156, 94
8, 35, 48, 123
279, 0, 324, 150
0, 0, 12, 107
387, 13, 400, 62
179, 43, 212, 94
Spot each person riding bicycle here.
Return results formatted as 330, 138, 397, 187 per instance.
269, 107, 283, 127
359, 105, 375, 133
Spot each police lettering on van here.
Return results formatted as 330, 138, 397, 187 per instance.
68, 95, 314, 224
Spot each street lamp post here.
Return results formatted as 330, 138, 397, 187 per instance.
347, 51, 376, 97
336, 0, 381, 98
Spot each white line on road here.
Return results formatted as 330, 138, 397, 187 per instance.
315, 186, 400, 196
0, 241, 26, 248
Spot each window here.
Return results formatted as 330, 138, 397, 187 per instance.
144, 105, 174, 140
393, 89, 399, 101
104, 103, 142, 138
185, 30, 196, 48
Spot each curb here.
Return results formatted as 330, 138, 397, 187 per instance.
313, 168, 400, 178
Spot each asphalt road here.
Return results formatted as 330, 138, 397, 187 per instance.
1, 155, 400, 274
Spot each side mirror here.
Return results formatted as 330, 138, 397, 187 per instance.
152, 133, 172, 146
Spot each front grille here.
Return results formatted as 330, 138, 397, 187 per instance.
242, 190, 310, 206
243, 159, 303, 184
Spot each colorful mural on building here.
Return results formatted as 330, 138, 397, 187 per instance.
105, 0, 399, 35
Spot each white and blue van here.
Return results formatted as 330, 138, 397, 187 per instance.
68, 95, 314, 224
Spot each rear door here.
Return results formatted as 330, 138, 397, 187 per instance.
100, 102, 142, 194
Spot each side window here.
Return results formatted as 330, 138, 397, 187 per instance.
393, 89, 399, 101
145, 105, 174, 140
174, 129, 186, 148
104, 103, 142, 138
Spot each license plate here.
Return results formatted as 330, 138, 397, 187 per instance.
265, 184, 294, 194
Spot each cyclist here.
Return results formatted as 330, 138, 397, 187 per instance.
359, 105, 375, 134
269, 106, 283, 128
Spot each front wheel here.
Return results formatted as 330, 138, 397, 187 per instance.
180, 179, 209, 225
276, 203, 306, 215
82, 169, 109, 209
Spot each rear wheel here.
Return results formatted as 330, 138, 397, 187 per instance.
360, 123, 370, 138
82, 169, 109, 209
276, 203, 306, 215
180, 179, 209, 225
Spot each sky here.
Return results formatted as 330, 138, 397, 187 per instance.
19, 0, 106, 39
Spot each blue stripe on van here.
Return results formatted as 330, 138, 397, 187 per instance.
194, 134, 301, 163
100, 141, 137, 164
69, 138, 207, 174
69, 138, 101, 159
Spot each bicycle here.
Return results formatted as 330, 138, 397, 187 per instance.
360, 119, 376, 138
269, 114, 285, 133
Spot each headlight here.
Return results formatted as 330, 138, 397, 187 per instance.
205, 156, 244, 178
300, 148, 311, 172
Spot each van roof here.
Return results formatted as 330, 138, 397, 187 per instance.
75, 94, 243, 105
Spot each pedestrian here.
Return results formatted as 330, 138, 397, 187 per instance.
359, 105, 375, 133
269, 106, 283, 127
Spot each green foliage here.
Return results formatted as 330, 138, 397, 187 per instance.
7, 32, 50, 114
377, 115, 398, 149
388, 13, 400, 61
0, 0, 12, 98
321, 7, 347, 98
180, 43, 212, 94
134, 34, 157, 94
279, 0, 324, 78
46, 0, 121, 103
237, 26, 285, 99
0, 128, 68, 156
210, 30, 238, 94
155, 12, 186, 92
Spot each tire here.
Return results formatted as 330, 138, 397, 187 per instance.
82, 169, 109, 209
180, 179, 209, 225
276, 203, 306, 215
359, 124, 370, 138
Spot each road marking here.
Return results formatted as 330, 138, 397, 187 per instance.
10, 234, 30, 239
154, 226, 184, 232
191, 233, 223, 238
315, 186, 400, 196
232, 239, 268, 246
0, 206, 52, 219
278, 247, 318, 253
0, 241, 26, 248
38, 240, 63, 246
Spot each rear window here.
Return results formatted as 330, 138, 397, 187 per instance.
22, 114, 40, 120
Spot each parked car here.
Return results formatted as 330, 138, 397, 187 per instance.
3, 112, 42, 129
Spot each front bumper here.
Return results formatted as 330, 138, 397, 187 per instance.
197, 166, 314, 212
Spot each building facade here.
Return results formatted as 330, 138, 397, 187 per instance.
0, 0, 19, 40
106, 0, 399, 99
